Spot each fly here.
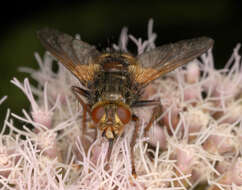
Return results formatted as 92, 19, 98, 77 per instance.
37, 28, 214, 177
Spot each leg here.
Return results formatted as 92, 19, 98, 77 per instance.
132, 99, 162, 137
144, 104, 163, 137
130, 114, 140, 178
132, 99, 160, 108
71, 86, 91, 135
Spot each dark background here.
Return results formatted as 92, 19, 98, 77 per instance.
0, 0, 242, 125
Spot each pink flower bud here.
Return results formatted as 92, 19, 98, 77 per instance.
31, 109, 53, 129
183, 107, 209, 141
185, 63, 200, 84
175, 147, 195, 174
203, 124, 237, 155
0, 150, 12, 178
146, 124, 167, 150
183, 85, 201, 102
37, 132, 59, 160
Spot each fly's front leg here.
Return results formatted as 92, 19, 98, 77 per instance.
144, 104, 163, 137
71, 86, 91, 135
133, 99, 162, 137
130, 114, 140, 178
143, 104, 163, 162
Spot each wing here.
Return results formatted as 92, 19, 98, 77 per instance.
129, 37, 214, 85
37, 28, 101, 85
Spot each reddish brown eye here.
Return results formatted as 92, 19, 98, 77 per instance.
117, 105, 131, 124
91, 106, 105, 123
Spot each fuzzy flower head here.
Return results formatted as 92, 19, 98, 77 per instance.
0, 19, 242, 190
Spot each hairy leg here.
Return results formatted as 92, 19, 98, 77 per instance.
130, 114, 140, 178
144, 104, 163, 137
71, 86, 91, 135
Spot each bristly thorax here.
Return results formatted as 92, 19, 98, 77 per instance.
88, 53, 140, 106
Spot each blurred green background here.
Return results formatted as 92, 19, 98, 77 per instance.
0, 0, 241, 125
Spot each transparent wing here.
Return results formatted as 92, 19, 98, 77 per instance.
37, 28, 101, 84
131, 37, 214, 85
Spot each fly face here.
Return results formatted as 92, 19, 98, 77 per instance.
91, 100, 131, 140
37, 27, 214, 176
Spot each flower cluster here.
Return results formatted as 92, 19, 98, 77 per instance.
0, 19, 242, 190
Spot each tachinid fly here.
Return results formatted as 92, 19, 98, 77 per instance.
37, 28, 214, 177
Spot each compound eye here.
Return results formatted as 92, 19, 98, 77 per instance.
117, 105, 131, 124
91, 106, 105, 123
